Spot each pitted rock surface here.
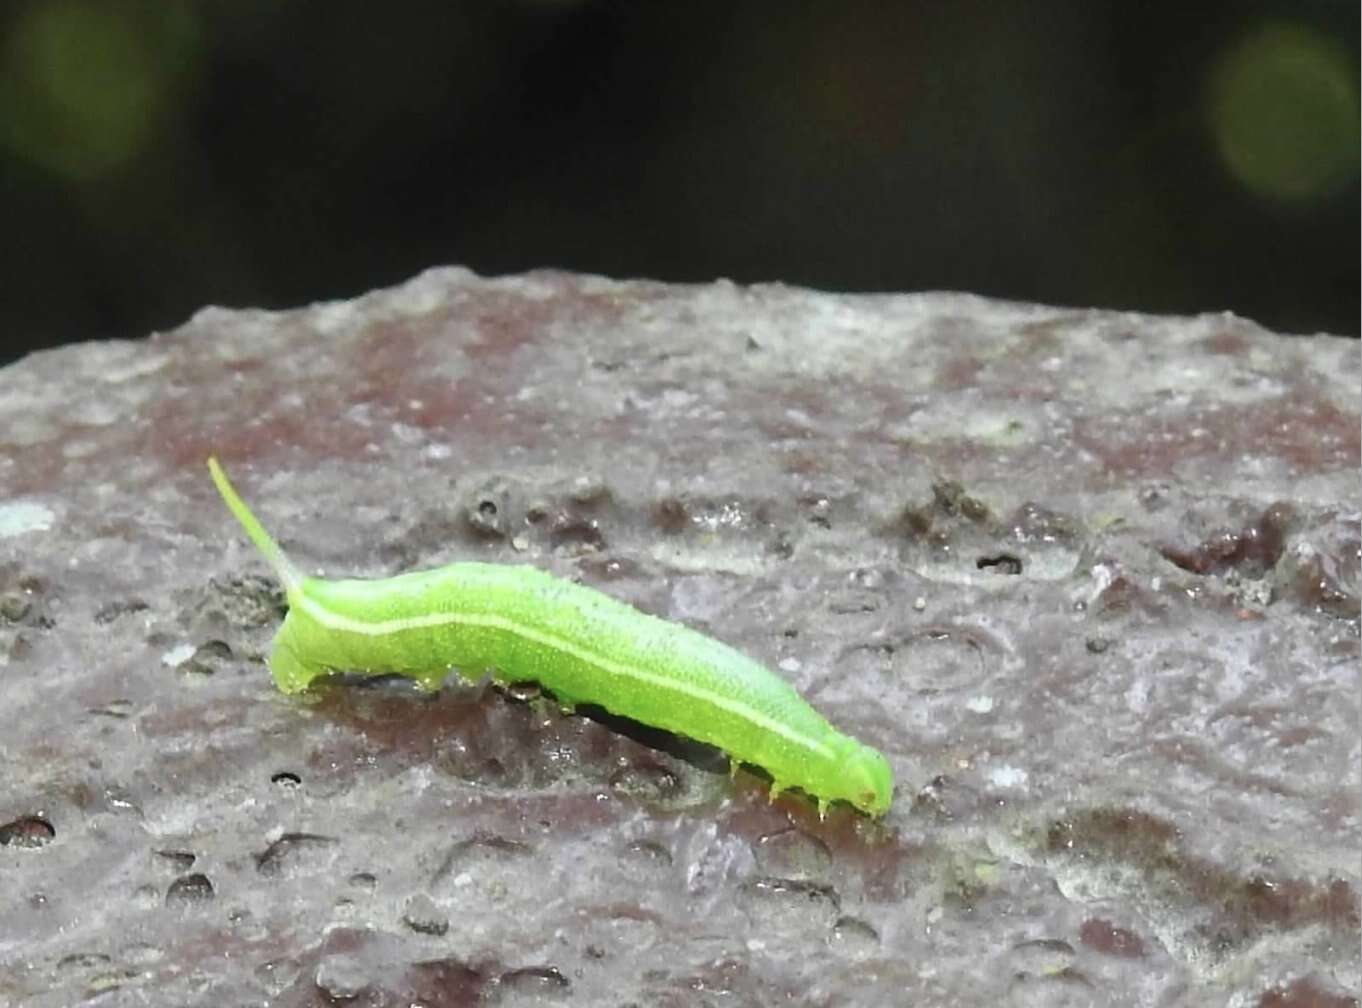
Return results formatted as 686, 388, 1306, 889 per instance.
0, 269, 1357, 1006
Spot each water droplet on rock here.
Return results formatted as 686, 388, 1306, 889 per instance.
0, 815, 55, 848
754, 828, 832, 881
165, 873, 214, 906
624, 840, 672, 866
255, 832, 337, 877
57, 952, 111, 971
617, 839, 673, 883
1009, 937, 1076, 975
315, 953, 369, 1001
1006, 966, 1095, 1005
256, 956, 302, 996
829, 915, 879, 956
403, 893, 449, 936
154, 849, 196, 871
499, 965, 569, 996
504, 681, 542, 703
435, 832, 532, 878
608, 762, 680, 803
738, 877, 841, 933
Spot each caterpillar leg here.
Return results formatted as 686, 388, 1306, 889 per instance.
551, 690, 579, 714
269, 640, 321, 694
410, 667, 451, 693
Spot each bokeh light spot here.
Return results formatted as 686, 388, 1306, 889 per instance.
0, 1, 198, 181
1207, 22, 1359, 204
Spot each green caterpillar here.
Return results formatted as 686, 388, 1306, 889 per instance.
207, 458, 893, 818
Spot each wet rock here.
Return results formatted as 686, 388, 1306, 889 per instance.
0, 271, 1353, 1006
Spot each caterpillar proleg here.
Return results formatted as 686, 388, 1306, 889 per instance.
207, 458, 894, 818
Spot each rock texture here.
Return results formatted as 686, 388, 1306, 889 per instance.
0, 268, 1357, 1007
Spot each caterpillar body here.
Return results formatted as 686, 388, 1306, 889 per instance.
207, 458, 894, 818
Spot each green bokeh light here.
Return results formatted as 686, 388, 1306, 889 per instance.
0, 1, 198, 182
1207, 22, 1359, 204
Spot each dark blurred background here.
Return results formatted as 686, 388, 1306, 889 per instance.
2, 0, 1357, 366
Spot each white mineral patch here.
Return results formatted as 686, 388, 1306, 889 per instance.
161, 643, 198, 667
986, 764, 1029, 789
0, 500, 55, 537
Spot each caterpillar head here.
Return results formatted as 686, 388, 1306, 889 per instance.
834, 738, 894, 817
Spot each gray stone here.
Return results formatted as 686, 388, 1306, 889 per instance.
0, 269, 1356, 1006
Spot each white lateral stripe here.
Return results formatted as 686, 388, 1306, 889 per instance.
296, 594, 834, 760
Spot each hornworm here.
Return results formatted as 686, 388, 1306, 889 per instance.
207, 458, 894, 818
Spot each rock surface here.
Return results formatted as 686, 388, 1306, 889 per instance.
0, 268, 1357, 1007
